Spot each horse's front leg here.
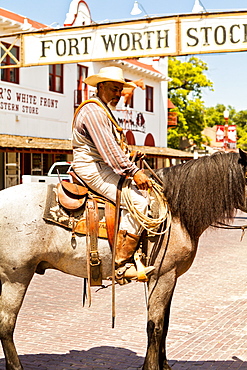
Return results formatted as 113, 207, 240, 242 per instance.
1, 337, 23, 370
159, 296, 173, 370
143, 269, 176, 370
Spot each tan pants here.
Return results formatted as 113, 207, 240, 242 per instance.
72, 158, 148, 235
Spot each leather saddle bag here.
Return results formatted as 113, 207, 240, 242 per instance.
57, 181, 88, 211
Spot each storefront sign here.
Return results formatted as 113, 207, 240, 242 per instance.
0, 84, 60, 117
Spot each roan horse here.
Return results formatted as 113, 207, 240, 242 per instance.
0, 150, 247, 370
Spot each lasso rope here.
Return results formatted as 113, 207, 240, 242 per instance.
121, 178, 171, 236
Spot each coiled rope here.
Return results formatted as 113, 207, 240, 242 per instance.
121, 178, 171, 236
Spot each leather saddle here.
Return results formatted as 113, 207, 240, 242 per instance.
56, 175, 116, 250
56, 174, 117, 287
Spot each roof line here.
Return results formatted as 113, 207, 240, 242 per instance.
0, 7, 47, 29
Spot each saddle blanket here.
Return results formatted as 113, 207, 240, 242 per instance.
43, 184, 108, 238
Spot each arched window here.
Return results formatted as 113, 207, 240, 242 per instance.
144, 133, 155, 146
126, 130, 136, 145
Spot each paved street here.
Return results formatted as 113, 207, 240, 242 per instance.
1, 212, 247, 369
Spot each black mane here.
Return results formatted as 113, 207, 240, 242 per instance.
156, 152, 246, 237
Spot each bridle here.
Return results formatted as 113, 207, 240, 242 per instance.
212, 221, 247, 241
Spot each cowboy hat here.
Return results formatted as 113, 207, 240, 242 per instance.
84, 66, 136, 88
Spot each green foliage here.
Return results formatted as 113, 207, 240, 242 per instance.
168, 57, 213, 149
231, 109, 247, 150
167, 56, 247, 150
204, 104, 236, 127
168, 56, 213, 100
232, 110, 247, 128
237, 126, 247, 150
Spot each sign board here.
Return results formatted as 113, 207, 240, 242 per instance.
180, 13, 247, 54
0, 83, 60, 118
22, 18, 178, 66
2, 10, 247, 67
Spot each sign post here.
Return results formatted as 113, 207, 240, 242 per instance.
223, 109, 229, 151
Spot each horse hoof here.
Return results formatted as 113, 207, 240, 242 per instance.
163, 360, 172, 370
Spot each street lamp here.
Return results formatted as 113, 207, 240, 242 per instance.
223, 109, 229, 151
130, 1, 149, 17
191, 0, 207, 13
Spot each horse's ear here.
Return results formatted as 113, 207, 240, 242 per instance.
239, 148, 247, 164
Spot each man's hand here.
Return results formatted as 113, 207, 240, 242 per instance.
130, 150, 145, 162
133, 170, 152, 190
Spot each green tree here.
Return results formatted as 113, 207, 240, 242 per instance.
204, 104, 235, 127
168, 56, 213, 149
232, 110, 247, 150
237, 126, 247, 150
232, 110, 247, 129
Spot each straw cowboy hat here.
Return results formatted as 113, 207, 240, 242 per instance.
84, 66, 136, 88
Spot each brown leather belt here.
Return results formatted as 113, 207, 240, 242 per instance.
86, 198, 102, 288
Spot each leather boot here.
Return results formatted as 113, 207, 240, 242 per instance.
115, 230, 155, 284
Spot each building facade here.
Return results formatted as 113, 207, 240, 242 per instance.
0, 2, 192, 189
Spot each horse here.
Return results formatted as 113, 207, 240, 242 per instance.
0, 149, 247, 370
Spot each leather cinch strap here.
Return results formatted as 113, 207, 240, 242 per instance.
86, 198, 102, 294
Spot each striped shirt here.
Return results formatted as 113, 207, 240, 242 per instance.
73, 101, 139, 177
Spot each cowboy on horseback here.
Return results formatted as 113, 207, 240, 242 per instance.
71, 66, 155, 283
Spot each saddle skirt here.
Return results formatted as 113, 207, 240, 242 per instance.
43, 181, 116, 248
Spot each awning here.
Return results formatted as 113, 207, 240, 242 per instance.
0, 134, 193, 159
128, 145, 194, 160
0, 134, 72, 153
168, 99, 176, 109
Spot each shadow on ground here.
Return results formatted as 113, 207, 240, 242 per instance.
0, 347, 246, 369
1, 347, 142, 370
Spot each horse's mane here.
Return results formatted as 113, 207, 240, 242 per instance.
156, 152, 246, 237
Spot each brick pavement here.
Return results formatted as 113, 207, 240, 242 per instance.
0, 212, 247, 369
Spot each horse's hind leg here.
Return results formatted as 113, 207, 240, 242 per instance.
143, 270, 176, 370
0, 272, 33, 370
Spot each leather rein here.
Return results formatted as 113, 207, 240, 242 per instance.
211, 221, 247, 241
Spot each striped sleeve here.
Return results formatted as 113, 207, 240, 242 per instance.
75, 103, 139, 177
